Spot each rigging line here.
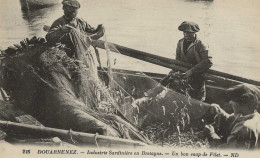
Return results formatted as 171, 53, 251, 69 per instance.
100, 39, 167, 86
94, 63, 139, 126
98, 66, 134, 98
97, 27, 136, 100
103, 27, 113, 87
103, 27, 112, 77
91, 37, 168, 97
99, 41, 170, 92
95, 77, 137, 124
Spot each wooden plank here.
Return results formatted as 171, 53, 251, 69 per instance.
0, 130, 7, 140
0, 99, 26, 121
0, 100, 44, 127
15, 115, 44, 126
0, 120, 147, 148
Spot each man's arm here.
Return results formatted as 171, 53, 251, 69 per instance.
45, 16, 76, 44
175, 41, 182, 60
45, 20, 67, 44
203, 105, 231, 148
189, 41, 212, 75
84, 21, 99, 34
89, 24, 104, 40
224, 125, 254, 149
80, 19, 104, 40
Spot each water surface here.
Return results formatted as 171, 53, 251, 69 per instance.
0, 0, 260, 81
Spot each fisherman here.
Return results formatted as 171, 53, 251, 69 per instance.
132, 22, 212, 127
172, 21, 212, 101
45, 0, 106, 105
45, 0, 104, 77
205, 84, 260, 149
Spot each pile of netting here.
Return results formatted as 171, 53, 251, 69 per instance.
0, 36, 150, 144
128, 71, 216, 148
133, 88, 211, 148
142, 122, 210, 148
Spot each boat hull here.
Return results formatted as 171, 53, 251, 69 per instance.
97, 67, 236, 129
100, 68, 234, 115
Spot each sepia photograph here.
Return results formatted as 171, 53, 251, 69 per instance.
0, 0, 260, 157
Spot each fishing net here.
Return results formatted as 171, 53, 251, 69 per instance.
143, 122, 210, 148
92, 34, 218, 147
95, 40, 213, 121
0, 35, 150, 144
0, 28, 216, 147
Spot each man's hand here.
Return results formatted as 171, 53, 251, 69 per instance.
204, 124, 220, 140
183, 69, 193, 79
209, 103, 230, 118
96, 24, 104, 35
60, 24, 74, 33
209, 104, 221, 115
90, 24, 105, 40
204, 124, 215, 134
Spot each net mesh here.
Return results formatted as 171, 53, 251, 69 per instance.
0, 30, 215, 147
94, 32, 215, 147
0, 35, 151, 144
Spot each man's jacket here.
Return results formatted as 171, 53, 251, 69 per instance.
217, 111, 260, 149
175, 36, 212, 100
45, 16, 98, 45
176, 36, 212, 75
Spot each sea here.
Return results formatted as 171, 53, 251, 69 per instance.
0, 0, 260, 81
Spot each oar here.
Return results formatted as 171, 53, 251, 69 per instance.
93, 40, 260, 87
43, 25, 260, 86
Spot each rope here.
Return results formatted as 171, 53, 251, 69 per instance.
103, 28, 112, 82
99, 67, 134, 99
68, 129, 77, 144
94, 133, 100, 148
98, 38, 171, 92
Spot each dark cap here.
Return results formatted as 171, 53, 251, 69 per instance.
62, 0, 80, 9
226, 84, 260, 107
178, 21, 200, 33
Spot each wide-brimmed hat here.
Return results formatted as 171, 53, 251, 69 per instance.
226, 84, 260, 107
178, 21, 200, 33
62, 0, 81, 9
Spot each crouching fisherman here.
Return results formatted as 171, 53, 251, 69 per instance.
205, 84, 260, 149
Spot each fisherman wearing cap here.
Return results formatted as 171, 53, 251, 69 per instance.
45, 0, 104, 78
173, 21, 212, 101
205, 84, 260, 149
132, 22, 212, 118
45, 0, 104, 57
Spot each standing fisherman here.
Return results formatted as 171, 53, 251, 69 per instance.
132, 21, 213, 130
143, 21, 212, 101
45, 0, 104, 78
45, 0, 105, 105
174, 21, 212, 101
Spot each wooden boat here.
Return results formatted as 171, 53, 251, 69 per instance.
19, 0, 59, 10
1, 34, 259, 147
0, 38, 151, 147
0, 99, 147, 147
